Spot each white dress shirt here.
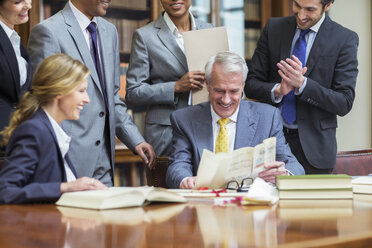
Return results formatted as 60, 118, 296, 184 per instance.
163, 11, 196, 105
210, 105, 240, 153
43, 108, 76, 182
69, 0, 103, 74
0, 20, 28, 87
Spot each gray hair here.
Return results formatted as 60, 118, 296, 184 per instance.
205, 51, 248, 84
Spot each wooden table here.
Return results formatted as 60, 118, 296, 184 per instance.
1, 195, 372, 247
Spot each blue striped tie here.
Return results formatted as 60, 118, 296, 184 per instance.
282, 29, 311, 125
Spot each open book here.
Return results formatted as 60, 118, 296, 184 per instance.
195, 137, 276, 189
56, 186, 186, 210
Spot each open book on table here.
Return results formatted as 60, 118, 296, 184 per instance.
195, 137, 276, 189
56, 186, 186, 210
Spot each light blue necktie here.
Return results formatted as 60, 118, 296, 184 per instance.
282, 29, 311, 125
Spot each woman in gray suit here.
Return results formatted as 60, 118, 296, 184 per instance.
0, 0, 32, 148
126, 0, 213, 156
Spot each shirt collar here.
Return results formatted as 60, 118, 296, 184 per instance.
210, 103, 240, 124
0, 20, 15, 39
163, 10, 196, 36
42, 108, 71, 158
297, 12, 325, 33
69, 0, 98, 32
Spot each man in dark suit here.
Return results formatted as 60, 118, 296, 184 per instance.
166, 51, 304, 189
244, 0, 359, 174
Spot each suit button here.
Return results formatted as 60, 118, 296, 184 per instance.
95, 140, 101, 146
99, 112, 105, 117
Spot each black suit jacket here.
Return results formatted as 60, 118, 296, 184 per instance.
245, 15, 359, 169
0, 108, 77, 204
0, 25, 32, 136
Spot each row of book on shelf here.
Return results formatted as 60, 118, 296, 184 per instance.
105, 17, 150, 54
244, 0, 261, 20
110, 0, 148, 10
245, 28, 261, 59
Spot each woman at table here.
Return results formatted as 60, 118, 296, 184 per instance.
0, 53, 107, 204
0, 0, 33, 148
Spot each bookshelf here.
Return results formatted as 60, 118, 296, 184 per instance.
41, 0, 153, 63
191, 0, 290, 61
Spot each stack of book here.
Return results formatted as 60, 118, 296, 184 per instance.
352, 176, 372, 194
276, 174, 353, 199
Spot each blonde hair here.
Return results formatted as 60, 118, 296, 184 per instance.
1, 53, 90, 145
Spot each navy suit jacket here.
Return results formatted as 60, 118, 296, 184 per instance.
0, 25, 32, 137
0, 109, 77, 204
245, 15, 359, 169
166, 100, 304, 188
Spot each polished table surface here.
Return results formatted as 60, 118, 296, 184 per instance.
1, 195, 372, 247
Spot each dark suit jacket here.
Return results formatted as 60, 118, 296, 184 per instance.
166, 101, 304, 188
0, 109, 77, 204
0, 25, 32, 136
244, 15, 359, 169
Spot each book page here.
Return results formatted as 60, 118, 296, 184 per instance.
194, 138, 277, 189
225, 147, 254, 183
263, 137, 276, 164
252, 143, 264, 178
183, 27, 229, 105
195, 149, 229, 189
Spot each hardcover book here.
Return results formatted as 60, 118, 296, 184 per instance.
276, 174, 352, 190
352, 176, 372, 194
56, 186, 186, 210
277, 174, 353, 199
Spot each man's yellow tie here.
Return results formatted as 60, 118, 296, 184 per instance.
215, 118, 230, 153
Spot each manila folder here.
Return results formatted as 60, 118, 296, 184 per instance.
183, 26, 229, 105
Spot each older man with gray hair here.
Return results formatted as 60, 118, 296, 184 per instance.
166, 51, 304, 189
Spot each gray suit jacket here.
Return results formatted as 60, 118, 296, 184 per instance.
27, 3, 144, 181
166, 100, 304, 188
125, 13, 213, 156
245, 16, 359, 169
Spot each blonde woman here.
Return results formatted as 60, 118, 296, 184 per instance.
0, 54, 107, 204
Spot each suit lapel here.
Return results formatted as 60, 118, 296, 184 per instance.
280, 17, 297, 60
192, 103, 213, 158
155, 14, 188, 71
61, 5, 103, 93
305, 15, 331, 76
0, 26, 20, 96
234, 102, 259, 149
